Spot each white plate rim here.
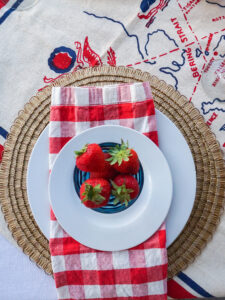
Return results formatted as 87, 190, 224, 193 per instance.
27, 109, 196, 247
48, 125, 173, 251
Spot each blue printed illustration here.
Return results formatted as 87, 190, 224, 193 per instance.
83, 11, 145, 59
138, 0, 171, 27
0, 0, 25, 26
159, 49, 186, 90
145, 29, 178, 56
144, 29, 185, 89
177, 272, 213, 298
213, 35, 225, 58
220, 124, 225, 131
140, 0, 157, 13
206, 0, 225, 7
201, 98, 225, 114
196, 48, 203, 58
144, 60, 156, 65
0, 126, 8, 139
84, 10, 185, 90
0, 126, 8, 162
48, 46, 76, 73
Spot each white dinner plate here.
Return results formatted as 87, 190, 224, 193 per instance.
49, 125, 173, 251
27, 110, 196, 247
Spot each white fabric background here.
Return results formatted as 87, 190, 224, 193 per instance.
1, 231, 225, 300
0, 234, 57, 300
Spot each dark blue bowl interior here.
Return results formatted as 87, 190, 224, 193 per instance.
74, 142, 144, 214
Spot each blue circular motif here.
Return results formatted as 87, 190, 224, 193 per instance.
74, 142, 144, 214
48, 46, 76, 74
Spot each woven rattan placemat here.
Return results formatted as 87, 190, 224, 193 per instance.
0, 66, 224, 279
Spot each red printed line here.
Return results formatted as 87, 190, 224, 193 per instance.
189, 77, 201, 102
126, 47, 180, 68
38, 86, 46, 92
159, 53, 168, 57
187, 25, 207, 62
169, 48, 179, 53
185, 42, 195, 47
38, 27, 225, 92
177, 0, 207, 63
192, 85, 197, 94
189, 63, 206, 102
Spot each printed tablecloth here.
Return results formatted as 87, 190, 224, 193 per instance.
0, 0, 224, 298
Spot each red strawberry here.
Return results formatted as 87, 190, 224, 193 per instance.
106, 140, 139, 174
90, 153, 118, 180
75, 144, 105, 172
80, 178, 111, 208
112, 175, 139, 206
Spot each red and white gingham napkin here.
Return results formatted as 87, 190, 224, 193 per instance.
49, 82, 167, 300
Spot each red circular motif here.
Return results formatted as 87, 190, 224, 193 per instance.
52, 53, 72, 69
214, 51, 218, 56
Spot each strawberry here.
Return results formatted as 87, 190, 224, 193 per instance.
111, 175, 140, 206
90, 153, 118, 180
75, 143, 105, 172
106, 140, 139, 174
80, 178, 111, 208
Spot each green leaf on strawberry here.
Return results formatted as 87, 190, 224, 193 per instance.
82, 183, 105, 204
106, 139, 132, 166
111, 180, 134, 207
74, 144, 88, 156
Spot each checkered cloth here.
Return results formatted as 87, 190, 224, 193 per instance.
49, 82, 167, 300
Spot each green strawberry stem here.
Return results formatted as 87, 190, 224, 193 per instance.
82, 183, 105, 204
111, 180, 134, 207
74, 144, 88, 156
106, 139, 132, 166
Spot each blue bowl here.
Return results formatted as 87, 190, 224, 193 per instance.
74, 142, 144, 214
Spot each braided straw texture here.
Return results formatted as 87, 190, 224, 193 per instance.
0, 66, 224, 279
